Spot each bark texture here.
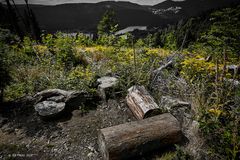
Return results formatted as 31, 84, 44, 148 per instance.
98, 113, 182, 160
126, 85, 161, 119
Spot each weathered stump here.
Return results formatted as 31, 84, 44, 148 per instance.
98, 113, 182, 160
126, 85, 161, 119
97, 76, 118, 101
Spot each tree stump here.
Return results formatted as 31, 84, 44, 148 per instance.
98, 113, 182, 160
126, 85, 161, 119
97, 76, 118, 101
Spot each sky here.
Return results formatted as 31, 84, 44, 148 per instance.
0, 0, 184, 6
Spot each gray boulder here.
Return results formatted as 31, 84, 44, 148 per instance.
33, 89, 91, 118
34, 101, 65, 117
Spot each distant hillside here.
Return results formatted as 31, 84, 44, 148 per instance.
13, 0, 240, 33
152, 0, 239, 20
15, 1, 169, 33
157, 4, 240, 51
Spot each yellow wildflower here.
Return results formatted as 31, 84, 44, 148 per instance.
208, 108, 222, 117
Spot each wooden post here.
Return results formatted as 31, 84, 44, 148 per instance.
98, 113, 182, 160
126, 85, 161, 119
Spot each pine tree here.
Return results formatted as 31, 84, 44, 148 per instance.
97, 9, 118, 36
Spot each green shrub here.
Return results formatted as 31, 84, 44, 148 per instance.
0, 29, 15, 101
75, 33, 94, 47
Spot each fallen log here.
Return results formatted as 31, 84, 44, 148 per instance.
126, 85, 161, 119
98, 113, 182, 160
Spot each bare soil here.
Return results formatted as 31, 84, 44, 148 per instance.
0, 99, 137, 160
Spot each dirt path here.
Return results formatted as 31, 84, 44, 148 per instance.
0, 99, 136, 160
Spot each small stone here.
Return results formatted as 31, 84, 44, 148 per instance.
53, 148, 58, 152
88, 146, 95, 152
87, 152, 94, 157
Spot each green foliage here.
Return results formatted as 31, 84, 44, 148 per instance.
198, 6, 240, 59
96, 34, 117, 46
66, 65, 96, 92
42, 34, 54, 51
180, 54, 215, 82
0, 143, 28, 156
157, 5, 240, 55
22, 36, 35, 56
174, 145, 192, 160
97, 9, 119, 36
75, 33, 94, 47
163, 31, 177, 50
53, 33, 78, 69
0, 29, 15, 101
186, 55, 240, 159
1, 27, 169, 101
0, 42, 11, 92
178, 7, 240, 159
155, 152, 176, 160
113, 47, 164, 92
198, 85, 240, 159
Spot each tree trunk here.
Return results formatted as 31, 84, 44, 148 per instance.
126, 85, 161, 119
98, 113, 182, 160
5, 0, 23, 39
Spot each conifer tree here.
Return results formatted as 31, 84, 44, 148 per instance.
97, 9, 118, 36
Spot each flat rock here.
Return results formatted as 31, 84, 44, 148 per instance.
159, 96, 191, 125
34, 101, 66, 117
160, 96, 191, 111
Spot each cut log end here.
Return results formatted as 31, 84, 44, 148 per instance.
126, 85, 161, 119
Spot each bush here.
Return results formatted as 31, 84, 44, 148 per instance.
198, 87, 240, 159
0, 29, 15, 101
180, 55, 215, 82
0, 42, 11, 101
191, 72, 240, 159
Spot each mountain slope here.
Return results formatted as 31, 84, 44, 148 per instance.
14, 0, 240, 33
16, 1, 169, 33
152, 0, 240, 20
